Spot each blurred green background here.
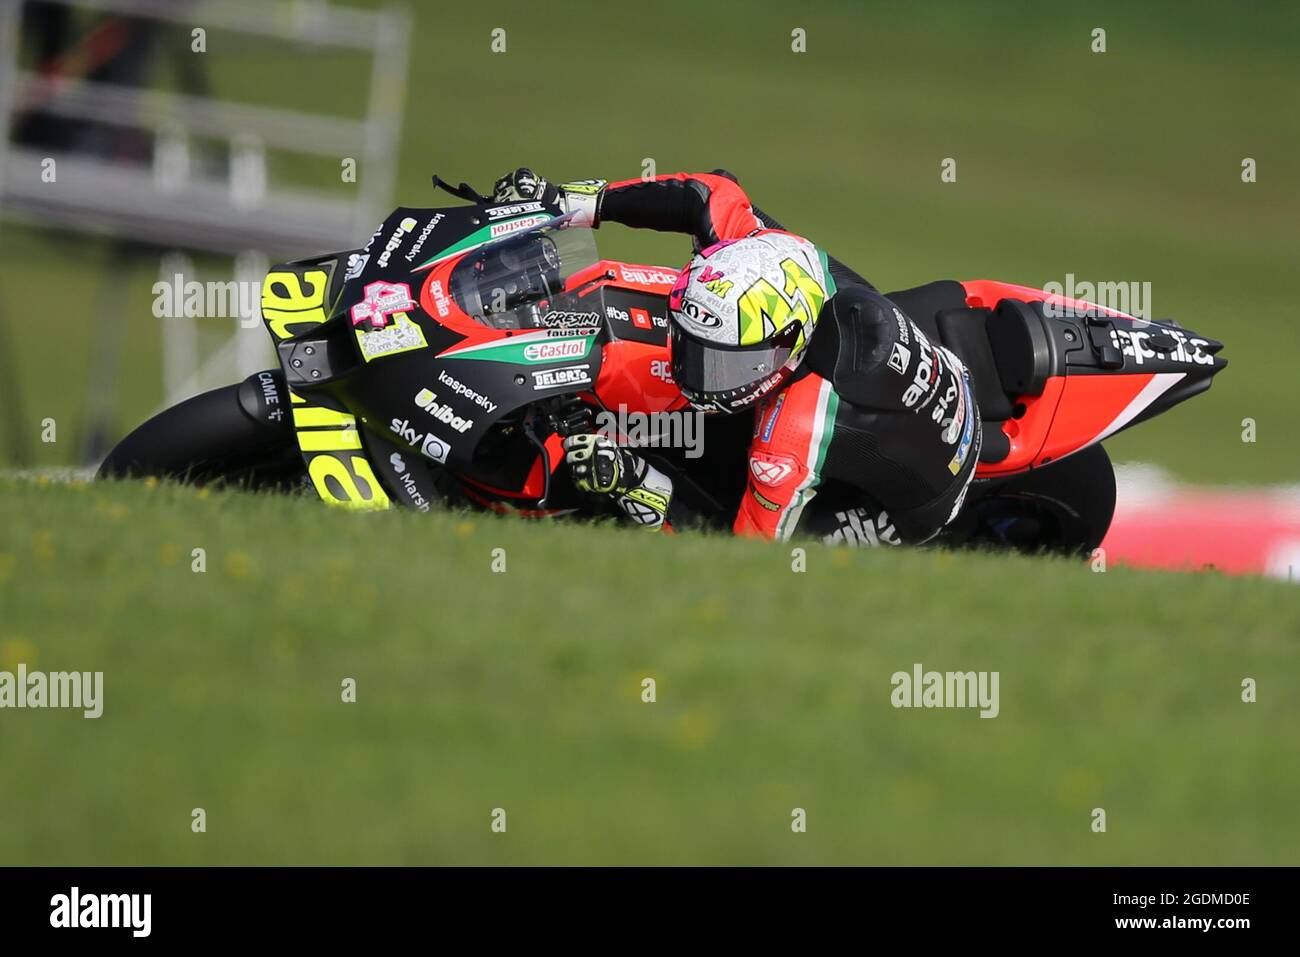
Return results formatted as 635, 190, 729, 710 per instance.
1, 0, 1296, 481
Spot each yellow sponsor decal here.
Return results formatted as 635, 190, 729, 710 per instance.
306, 453, 390, 510
736, 258, 825, 347
287, 389, 390, 509
262, 269, 330, 340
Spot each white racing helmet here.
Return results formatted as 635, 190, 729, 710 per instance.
667, 231, 832, 411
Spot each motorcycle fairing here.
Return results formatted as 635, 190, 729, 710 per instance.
259, 256, 393, 510
957, 280, 1225, 475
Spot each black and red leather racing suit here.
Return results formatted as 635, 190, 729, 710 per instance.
591, 172, 980, 545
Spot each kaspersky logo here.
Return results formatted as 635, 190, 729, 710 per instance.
414, 389, 474, 433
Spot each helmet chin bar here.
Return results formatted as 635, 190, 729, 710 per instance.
681, 362, 797, 414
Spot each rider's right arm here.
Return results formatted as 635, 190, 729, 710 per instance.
593, 173, 762, 247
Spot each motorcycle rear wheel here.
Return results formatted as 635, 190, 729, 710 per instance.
955, 444, 1117, 556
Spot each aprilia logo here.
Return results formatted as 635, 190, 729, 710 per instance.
620, 266, 679, 286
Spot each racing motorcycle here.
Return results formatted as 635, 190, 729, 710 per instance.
98, 176, 1227, 553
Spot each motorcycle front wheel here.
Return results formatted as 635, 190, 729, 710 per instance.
97, 372, 306, 490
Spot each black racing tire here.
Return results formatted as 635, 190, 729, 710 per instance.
97, 375, 306, 490
953, 443, 1117, 556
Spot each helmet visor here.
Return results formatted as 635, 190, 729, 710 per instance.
670, 321, 801, 401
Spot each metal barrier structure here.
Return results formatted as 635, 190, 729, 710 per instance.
0, 0, 410, 462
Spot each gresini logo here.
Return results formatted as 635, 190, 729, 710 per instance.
50, 887, 150, 937
540, 310, 600, 328
0, 664, 103, 718
890, 662, 999, 718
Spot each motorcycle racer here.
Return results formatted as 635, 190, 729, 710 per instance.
503, 168, 982, 545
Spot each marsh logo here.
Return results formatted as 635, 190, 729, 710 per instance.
50, 887, 151, 937
890, 662, 999, 718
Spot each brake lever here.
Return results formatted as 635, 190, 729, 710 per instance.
520, 410, 553, 508
430, 173, 493, 205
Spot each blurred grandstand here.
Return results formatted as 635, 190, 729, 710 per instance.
0, 0, 408, 462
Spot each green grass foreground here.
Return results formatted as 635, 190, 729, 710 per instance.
0, 477, 1295, 864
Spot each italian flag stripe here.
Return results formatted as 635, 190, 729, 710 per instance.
776, 379, 837, 540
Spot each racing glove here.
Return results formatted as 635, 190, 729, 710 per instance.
563, 433, 673, 528
491, 167, 605, 226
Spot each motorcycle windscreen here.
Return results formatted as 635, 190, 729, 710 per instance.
447, 215, 600, 330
